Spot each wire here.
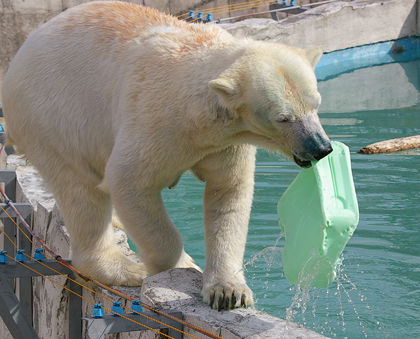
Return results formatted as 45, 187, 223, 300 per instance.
214, 0, 342, 22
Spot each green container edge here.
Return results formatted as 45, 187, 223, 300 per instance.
278, 141, 359, 288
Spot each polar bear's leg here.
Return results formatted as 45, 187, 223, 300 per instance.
33, 157, 147, 286
56, 185, 147, 286
111, 190, 200, 274
192, 144, 257, 310
104, 152, 200, 276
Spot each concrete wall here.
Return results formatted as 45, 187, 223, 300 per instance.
318, 60, 420, 114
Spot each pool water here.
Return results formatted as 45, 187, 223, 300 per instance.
141, 57, 420, 338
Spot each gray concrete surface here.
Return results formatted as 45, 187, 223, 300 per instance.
137, 268, 328, 339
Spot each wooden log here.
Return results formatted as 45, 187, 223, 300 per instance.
357, 135, 420, 154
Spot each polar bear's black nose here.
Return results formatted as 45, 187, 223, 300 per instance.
314, 143, 333, 161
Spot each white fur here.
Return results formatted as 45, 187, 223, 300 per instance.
2, 2, 328, 309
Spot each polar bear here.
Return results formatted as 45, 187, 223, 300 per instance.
2, 1, 332, 310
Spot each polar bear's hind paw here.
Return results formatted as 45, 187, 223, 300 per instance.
73, 252, 148, 287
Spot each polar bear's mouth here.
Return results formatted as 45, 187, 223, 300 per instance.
293, 155, 312, 168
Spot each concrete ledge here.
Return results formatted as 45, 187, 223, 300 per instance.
119, 268, 329, 339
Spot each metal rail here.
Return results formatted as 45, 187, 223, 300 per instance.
216, 0, 342, 22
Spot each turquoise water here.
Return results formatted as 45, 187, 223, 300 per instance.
142, 56, 420, 338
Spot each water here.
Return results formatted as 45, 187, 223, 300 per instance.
150, 59, 420, 338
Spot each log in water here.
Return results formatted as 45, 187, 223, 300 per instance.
357, 135, 420, 154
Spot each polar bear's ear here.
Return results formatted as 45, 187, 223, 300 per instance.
208, 78, 239, 108
305, 46, 323, 69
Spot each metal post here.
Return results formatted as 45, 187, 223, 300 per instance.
0, 168, 85, 339
0, 274, 38, 339
0, 170, 18, 267
0, 169, 185, 339
17, 211, 34, 330
68, 273, 83, 339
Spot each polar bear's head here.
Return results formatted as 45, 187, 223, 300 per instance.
208, 43, 332, 167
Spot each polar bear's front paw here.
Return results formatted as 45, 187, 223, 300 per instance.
201, 282, 254, 310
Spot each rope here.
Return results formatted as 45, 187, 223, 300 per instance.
0, 148, 224, 339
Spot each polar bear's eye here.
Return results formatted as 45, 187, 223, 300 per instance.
275, 114, 289, 123
309, 94, 322, 109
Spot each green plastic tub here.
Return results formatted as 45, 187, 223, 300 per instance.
278, 141, 359, 288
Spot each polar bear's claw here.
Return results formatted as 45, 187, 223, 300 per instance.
202, 283, 254, 310
241, 293, 247, 307
232, 294, 238, 307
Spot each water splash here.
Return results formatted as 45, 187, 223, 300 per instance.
334, 264, 389, 338
245, 232, 284, 268
285, 250, 329, 331
246, 234, 388, 338
284, 258, 388, 338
